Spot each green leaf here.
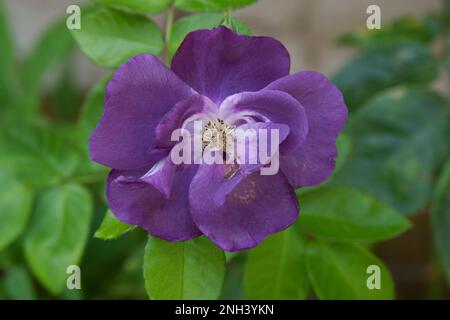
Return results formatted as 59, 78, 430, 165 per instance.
244, 227, 309, 299
99, 244, 147, 299
143, 236, 225, 299
335, 88, 449, 215
306, 240, 394, 299
230, 18, 252, 35
71, 8, 164, 68
24, 183, 93, 295
332, 42, 438, 109
431, 160, 450, 283
335, 134, 350, 173
168, 13, 251, 60
22, 19, 74, 92
339, 16, 439, 49
174, 0, 257, 12
3, 266, 36, 300
18, 16, 76, 117
76, 77, 110, 176
221, 252, 246, 299
51, 58, 80, 121
296, 133, 351, 196
95, 0, 171, 14
0, 125, 80, 188
0, 172, 33, 251
77, 77, 108, 143
225, 251, 238, 262
298, 186, 410, 242
0, 1, 17, 106
95, 210, 136, 240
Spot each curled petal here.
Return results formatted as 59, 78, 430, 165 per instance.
220, 90, 308, 155
154, 94, 217, 149
235, 122, 290, 175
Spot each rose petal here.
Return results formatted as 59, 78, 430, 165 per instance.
235, 122, 290, 175
189, 164, 299, 251
90, 54, 194, 170
265, 71, 348, 187
107, 164, 201, 241
171, 26, 290, 104
219, 90, 308, 155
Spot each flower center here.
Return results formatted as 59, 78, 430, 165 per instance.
202, 119, 236, 154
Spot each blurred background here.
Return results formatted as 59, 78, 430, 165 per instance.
0, 0, 448, 300
4, 0, 443, 86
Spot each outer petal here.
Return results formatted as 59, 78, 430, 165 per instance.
171, 26, 290, 104
107, 164, 201, 241
265, 71, 348, 187
220, 90, 308, 155
90, 54, 194, 170
189, 164, 299, 251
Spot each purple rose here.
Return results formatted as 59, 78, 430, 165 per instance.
90, 26, 347, 252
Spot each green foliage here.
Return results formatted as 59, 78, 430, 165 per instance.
51, 59, 80, 121
174, 0, 258, 12
0, 125, 80, 188
334, 134, 351, 172
333, 7, 450, 295
95, 210, 136, 240
306, 240, 394, 299
10, 18, 75, 118
244, 227, 309, 299
143, 237, 226, 299
75, 77, 110, 177
445, 0, 450, 22
95, 0, 171, 14
77, 78, 107, 141
24, 184, 93, 295
22, 19, 74, 92
80, 227, 147, 299
0, 1, 16, 107
335, 88, 449, 215
3, 266, 36, 300
431, 160, 450, 283
96, 242, 147, 299
447, 35, 450, 70
169, 13, 251, 59
71, 8, 164, 68
298, 186, 410, 242
339, 16, 439, 48
333, 42, 438, 109
0, 172, 33, 251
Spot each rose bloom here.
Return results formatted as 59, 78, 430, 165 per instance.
90, 27, 347, 252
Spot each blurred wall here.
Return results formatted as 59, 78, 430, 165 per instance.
4, 0, 441, 88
